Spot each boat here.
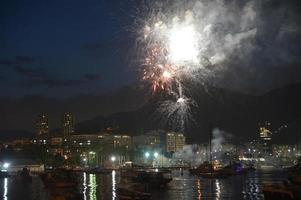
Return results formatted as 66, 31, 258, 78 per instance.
16, 167, 32, 183
199, 171, 229, 179
287, 160, 301, 185
117, 182, 151, 200
263, 182, 301, 200
120, 168, 172, 188
221, 162, 248, 176
189, 125, 230, 179
0, 171, 10, 178
189, 161, 214, 175
86, 166, 112, 174
40, 168, 78, 188
260, 165, 277, 170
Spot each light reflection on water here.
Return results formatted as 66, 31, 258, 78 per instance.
112, 170, 116, 200
0, 169, 288, 200
83, 172, 87, 200
88, 174, 97, 200
215, 179, 221, 200
196, 178, 201, 200
3, 178, 8, 200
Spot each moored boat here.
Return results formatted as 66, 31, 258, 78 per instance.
117, 182, 151, 200
86, 166, 112, 174
40, 168, 78, 188
189, 161, 214, 175
0, 171, 10, 178
221, 162, 248, 176
287, 162, 301, 185
199, 171, 229, 179
120, 168, 172, 188
263, 182, 301, 200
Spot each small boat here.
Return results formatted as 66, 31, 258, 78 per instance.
221, 162, 248, 176
0, 171, 10, 178
287, 162, 301, 185
16, 167, 32, 183
263, 184, 294, 200
86, 166, 112, 174
199, 171, 229, 179
189, 161, 214, 175
136, 169, 172, 187
117, 183, 151, 200
260, 165, 277, 170
40, 168, 78, 188
120, 168, 172, 188
189, 161, 230, 178
263, 182, 301, 200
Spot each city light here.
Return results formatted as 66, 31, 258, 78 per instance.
145, 152, 150, 158
3, 163, 9, 169
154, 152, 159, 158
111, 156, 116, 162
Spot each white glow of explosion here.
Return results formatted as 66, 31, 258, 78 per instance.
168, 25, 199, 65
177, 97, 185, 104
162, 70, 172, 79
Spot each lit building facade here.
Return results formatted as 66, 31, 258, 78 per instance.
132, 131, 163, 150
62, 113, 75, 137
36, 114, 49, 136
259, 122, 273, 156
166, 132, 186, 153
113, 135, 132, 149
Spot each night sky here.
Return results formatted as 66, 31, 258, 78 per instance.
1, 0, 301, 97
0, 0, 301, 134
0, 0, 139, 97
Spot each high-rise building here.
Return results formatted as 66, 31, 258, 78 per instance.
166, 132, 186, 153
166, 133, 176, 152
62, 113, 75, 137
175, 133, 185, 150
36, 114, 49, 136
259, 122, 272, 156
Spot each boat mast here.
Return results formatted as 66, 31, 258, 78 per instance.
209, 123, 212, 164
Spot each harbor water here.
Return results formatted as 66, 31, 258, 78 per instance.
0, 169, 288, 200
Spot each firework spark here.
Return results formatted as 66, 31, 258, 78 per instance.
142, 11, 201, 94
137, 0, 258, 132
141, 11, 202, 131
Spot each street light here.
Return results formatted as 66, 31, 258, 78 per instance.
111, 156, 116, 162
145, 152, 150, 158
3, 163, 9, 169
154, 152, 159, 158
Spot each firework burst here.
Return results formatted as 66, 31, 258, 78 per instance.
139, 11, 204, 131
136, 0, 258, 132
141, 11, 202, 95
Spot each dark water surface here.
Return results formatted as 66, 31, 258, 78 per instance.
0, 169, 288, 200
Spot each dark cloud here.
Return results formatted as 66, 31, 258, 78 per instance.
13, 66, 100, 88
13, 66, 46, 78
15, 56, 35, 64
0, 56, 36, 66
24, 78, 86, 87
81, 39, 132, 57
84, 73, 100, 81
0, 59, 17, 66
